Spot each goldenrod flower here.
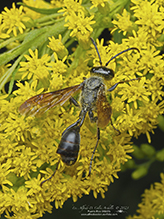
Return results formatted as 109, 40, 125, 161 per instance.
0, 0, 164, 218
90, 0, 110, 9
112, 9, 133, 35
58, 0, 95, 42
1, 3, 29, 36
13, 80, 44, 101
131, 0, 164, 46
48, 34, 68, 59
58, 0, 84, 16
48, 52, 67, 90
19, 49, 50, 81
0, 14, 10, 39
127, 173, 164, 219
64, 11, 95, 40
0, 160, 13, 188
51, 0, 64, 8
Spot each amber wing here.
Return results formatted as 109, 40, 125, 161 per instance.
96, 84, 112, 128
19, 83, 83, 116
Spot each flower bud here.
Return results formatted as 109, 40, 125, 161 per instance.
98, 2, 110, 15
132, 144, 144, 159
158, 115, 164, 132
141, 144, 155, 157
132, 167, 148, 180
156, 149, 164, 162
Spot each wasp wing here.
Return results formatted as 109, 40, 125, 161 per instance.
19, 83, 83, 116
96, 85, 112, 128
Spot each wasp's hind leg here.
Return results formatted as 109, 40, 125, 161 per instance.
88, 127, 100, 176
40, 161, 60, 187
110, 119, 120, 135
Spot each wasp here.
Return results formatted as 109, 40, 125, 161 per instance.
18, 38, 140, 186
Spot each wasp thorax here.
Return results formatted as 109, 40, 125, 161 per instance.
56, 126, 80, 166
85, 76, 103, 89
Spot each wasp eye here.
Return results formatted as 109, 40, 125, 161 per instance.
91, 66, 114, 80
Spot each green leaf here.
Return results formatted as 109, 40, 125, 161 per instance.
18, 2, 62, 15
0, 53, 25, 91
8, 65, 20, 94
0, 20, 67, 91
0, 20, 66, 66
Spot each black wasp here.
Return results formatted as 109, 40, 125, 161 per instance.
19, 38, 139, 186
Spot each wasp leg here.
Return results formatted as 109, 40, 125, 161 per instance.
111, 119, 120, 135
70, 97, 80, 108
88, 127, 100, 176
107, 78, 140, 92
79, 110, 87, 127
88, 110, 98, 123
40, 161, 59, 187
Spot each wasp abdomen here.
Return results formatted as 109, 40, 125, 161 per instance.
57, 126, 80, 166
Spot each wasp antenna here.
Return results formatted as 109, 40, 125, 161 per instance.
105, 47, 140, 66
90, 37, 102, 66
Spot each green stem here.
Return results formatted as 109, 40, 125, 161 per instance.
0, 20, 67, 66
34, 12, 64, 25
34, 17, 65, 28
0, 53, 25, 91
0, 31, 29, 50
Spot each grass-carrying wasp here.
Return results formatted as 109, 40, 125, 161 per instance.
18, 38, 140, 186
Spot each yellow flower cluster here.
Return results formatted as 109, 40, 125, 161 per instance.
59, 0, 95, 43
0, 3, 29, 36
127, 173, 164, 219
0, 0, 163, 218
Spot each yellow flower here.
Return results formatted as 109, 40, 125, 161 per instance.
1, 3, 29, 36
0, 0, 164, 217
90, 0, 109, 8
48, 34, 68, 59
118, 77, 150, 108
3, 187, 32, 216
127, 173, 164, 219
58, 0, 84, 16
13, 80, 44, 102
131, 0, 164, 46
0, 160, 13, 189
112, 9, 133, 35
19, 49, 50, 81
116, 104, 146, 137
13, 147, 37, 180
0, 14, 10, 39
58, 0, 95, 42
1, 111, 32, 142
51, 0, 64, 8
64, 11, 95, 40
48, 53, 67, 90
